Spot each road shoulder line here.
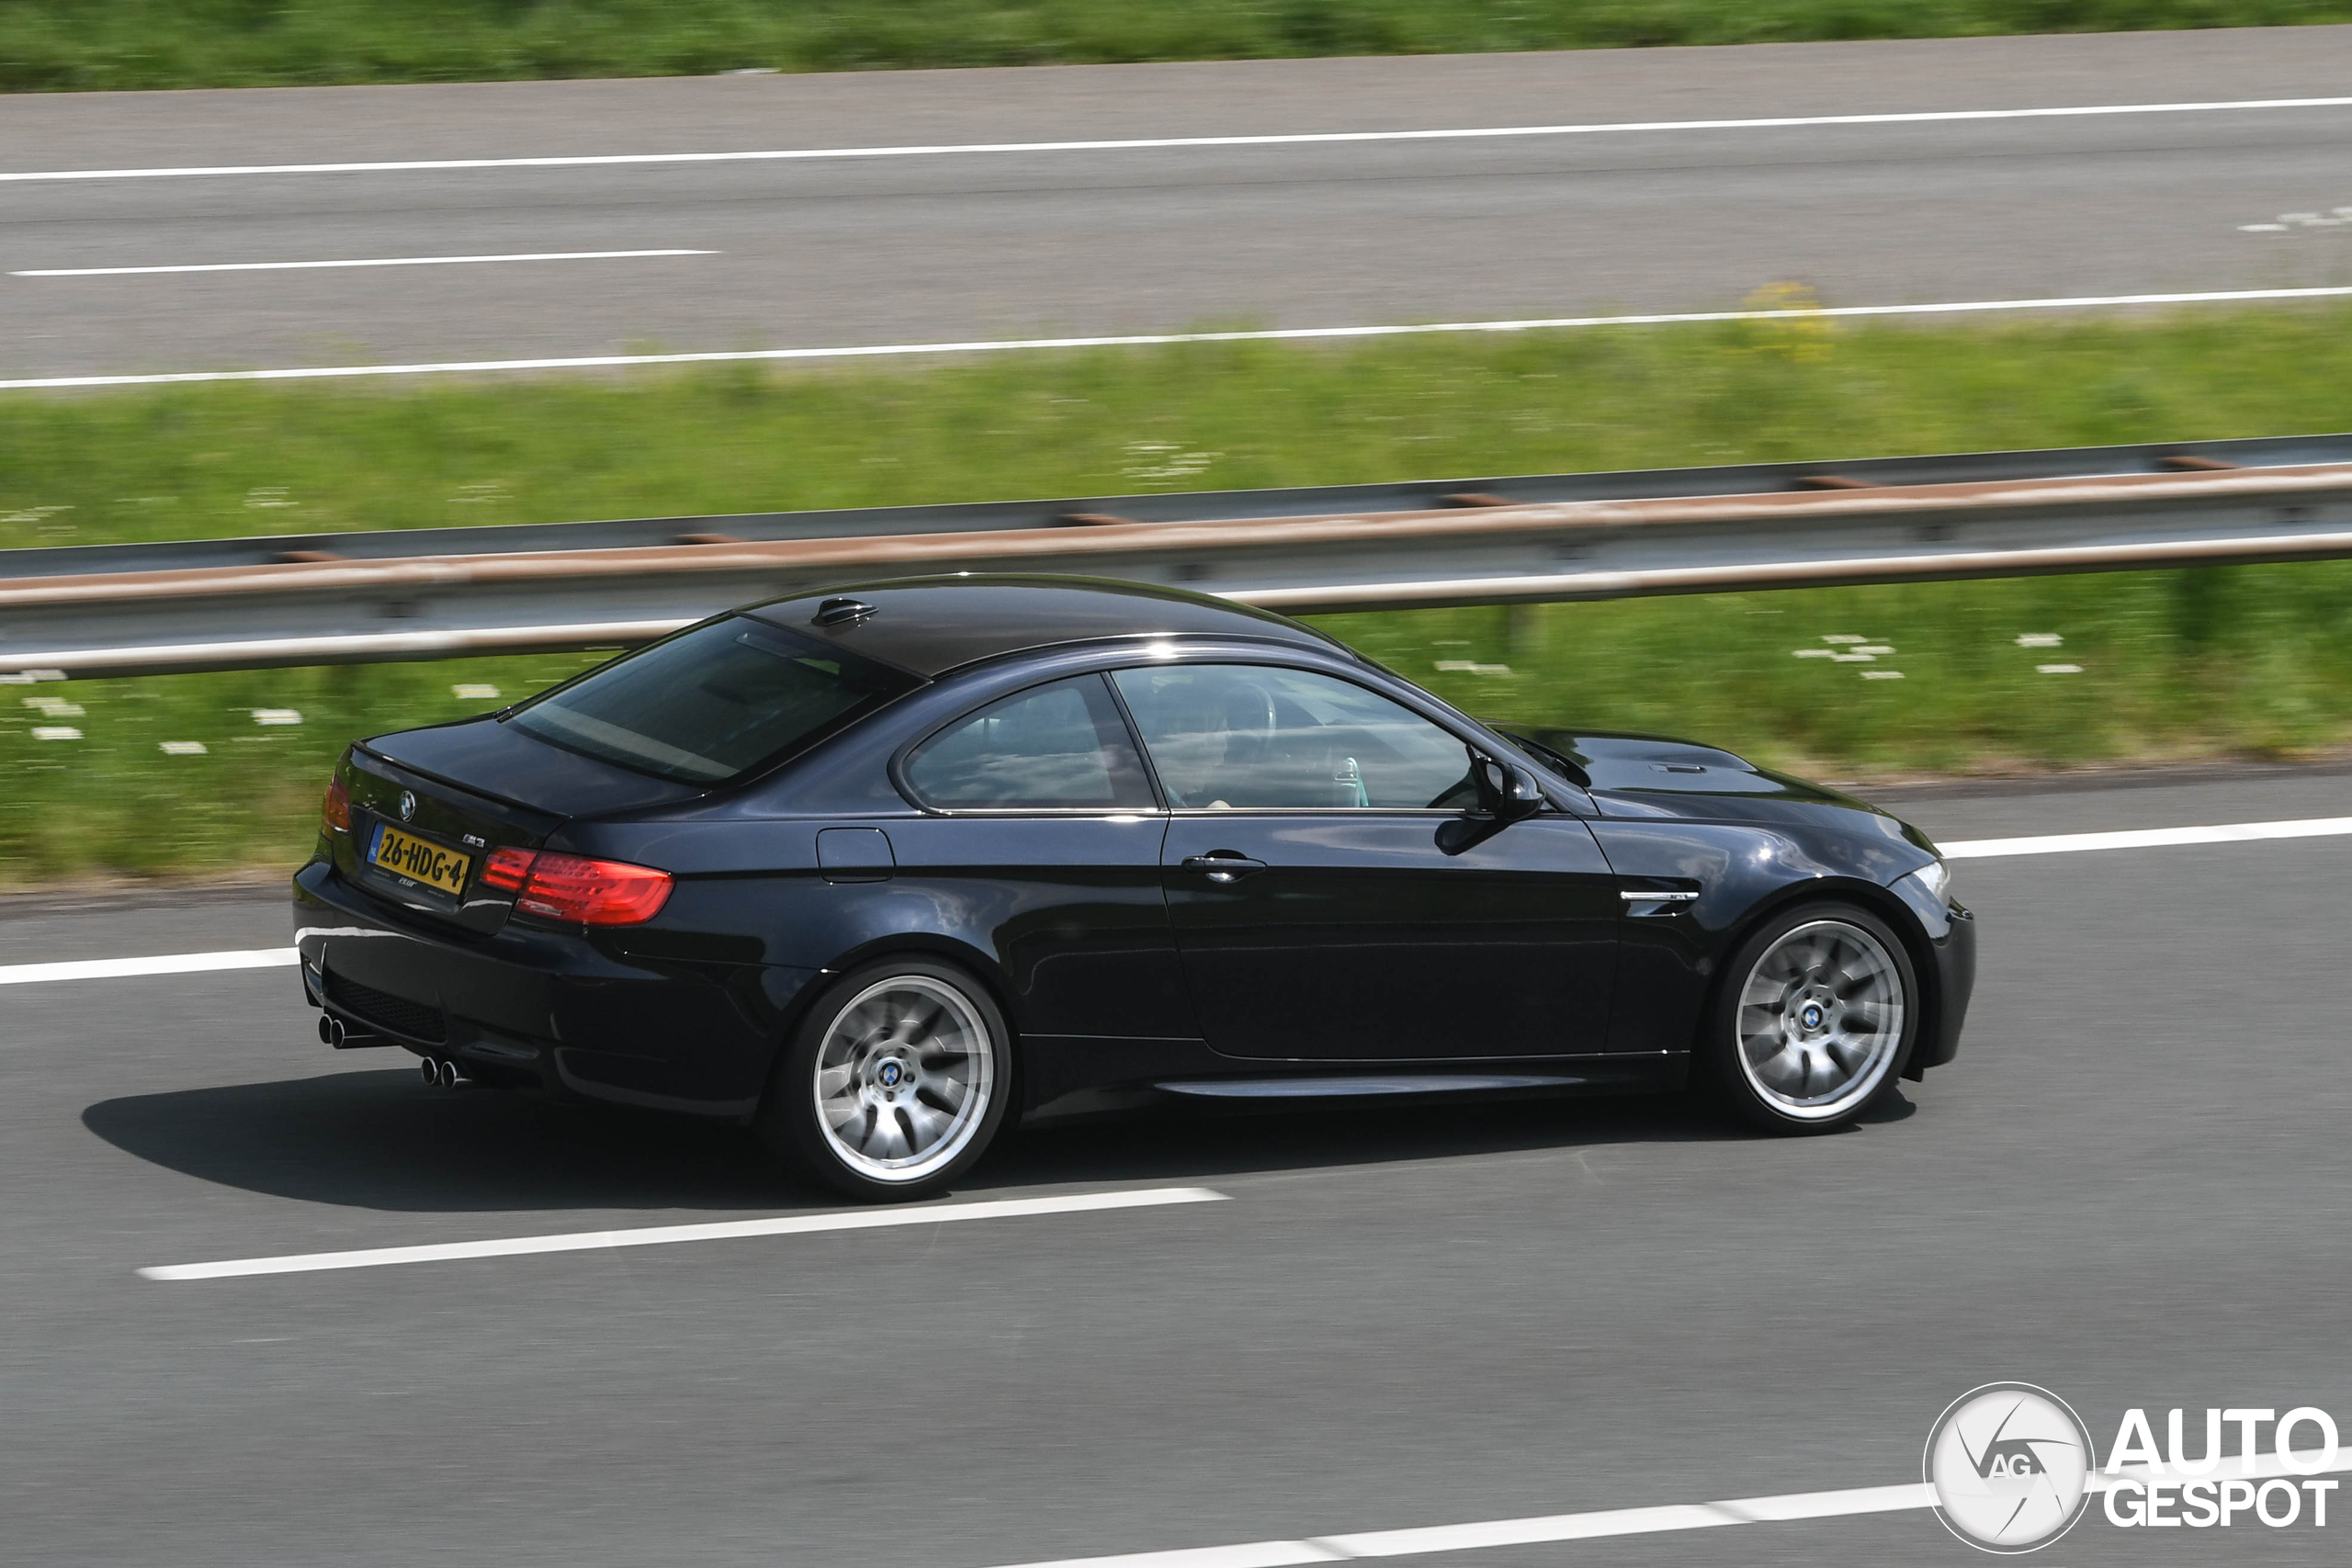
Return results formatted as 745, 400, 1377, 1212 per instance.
9, 287, 2352, 391
7, 96, 2349, 183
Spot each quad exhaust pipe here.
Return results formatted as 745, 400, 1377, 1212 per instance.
315, 1014, 463, 1084
318, 1014, 387, 1050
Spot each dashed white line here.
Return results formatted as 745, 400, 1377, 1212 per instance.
0, 947, 297, 986
7, 286, 2352, 391
11, 249, 714, 277
979, 1483, 1934, 1566
5, 96, 2350, 183
137, 1186, 1227, 1280
982, 1447, 2352, 1566
1942, 816, 2352, 859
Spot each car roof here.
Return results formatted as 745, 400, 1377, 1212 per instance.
742, 574, 1346, 678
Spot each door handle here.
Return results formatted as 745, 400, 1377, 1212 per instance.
1182, 853, 1269, 883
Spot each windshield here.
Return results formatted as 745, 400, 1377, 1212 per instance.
505, 616, 914, 784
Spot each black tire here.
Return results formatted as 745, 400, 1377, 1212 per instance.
757, 957, 1012, 1201
1697, 900, 1919, 1134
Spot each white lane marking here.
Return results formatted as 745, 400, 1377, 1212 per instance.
7, 285, 2352, 391
1943, 815, 2352, 859
6, 96, 2351, 183
985, 1484, 1932, 1567
11, 249, 713, 276
11, 818, 2347, 988
0, 947, 297, 987
138, 1187, 1227, 1281
987, 1449, 2352, 1567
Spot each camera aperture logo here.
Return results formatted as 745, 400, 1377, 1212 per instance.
1927, 1388, 2342, 1552
1925, 1383, 2094, 1552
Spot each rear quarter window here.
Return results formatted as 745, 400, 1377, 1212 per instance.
902, 675, 1155, 810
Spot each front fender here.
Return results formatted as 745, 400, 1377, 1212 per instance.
1588, 818, 1947, 1057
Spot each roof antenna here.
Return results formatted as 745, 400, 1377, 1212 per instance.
813, 596, 876, 627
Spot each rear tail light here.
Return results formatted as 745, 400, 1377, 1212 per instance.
481, 849, 673, 925
322, 775, 351, 834
480, 846, 534, 891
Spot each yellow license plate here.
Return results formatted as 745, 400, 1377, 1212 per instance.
368, 822, 472, 897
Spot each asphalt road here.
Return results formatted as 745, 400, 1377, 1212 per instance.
5, 28, 2352, 382
4, 766, 2349, 1565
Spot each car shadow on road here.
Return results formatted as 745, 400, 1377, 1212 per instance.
82, 1069, 801, 1214
82, 1066, 1913, 1214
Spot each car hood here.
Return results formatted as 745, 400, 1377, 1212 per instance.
1504, 727, 1939, 853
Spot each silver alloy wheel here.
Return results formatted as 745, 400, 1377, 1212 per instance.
810, 974, 996, 1183
1734, 919, 1906, 1121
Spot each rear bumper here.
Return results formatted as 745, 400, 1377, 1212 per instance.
1909, 899, 1976, 1078
292, 859, 815, 1118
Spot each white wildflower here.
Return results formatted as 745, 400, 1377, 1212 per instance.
1121, 441, 1221, 484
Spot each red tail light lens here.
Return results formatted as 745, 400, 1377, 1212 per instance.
489, 850, 673, 925
480, 846, 535, 892
322, 775, 351, 833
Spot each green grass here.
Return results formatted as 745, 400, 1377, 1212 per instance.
6, 302, 2352, 886
1, 655, 607, 889
2, 1, 2349, 91
17, 305, 2352, 554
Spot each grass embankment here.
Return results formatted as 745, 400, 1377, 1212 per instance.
6, 305, 2352, 886
2, 1, 2348, 91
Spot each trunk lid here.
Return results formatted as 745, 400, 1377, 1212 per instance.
336, 718, 702, 933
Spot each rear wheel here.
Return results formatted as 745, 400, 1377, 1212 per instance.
1700, 902, 1917, 1134
758, 958, 1011, 1201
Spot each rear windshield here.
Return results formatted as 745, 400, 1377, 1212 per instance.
505, 616, 915, 784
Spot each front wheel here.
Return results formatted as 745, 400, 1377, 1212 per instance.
758, 958, 1012, 1201
1699, 902, 1918, 1134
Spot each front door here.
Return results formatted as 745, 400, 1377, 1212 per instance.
1113, 663, 1619, 1062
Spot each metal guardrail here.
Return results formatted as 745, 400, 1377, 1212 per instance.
6, 434, 2352, 679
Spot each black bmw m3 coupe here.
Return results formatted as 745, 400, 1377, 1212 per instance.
295, 575, 1975, 1199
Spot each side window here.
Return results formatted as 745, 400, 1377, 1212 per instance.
903, 675, 1156, 811
1112, 664, 1475, 809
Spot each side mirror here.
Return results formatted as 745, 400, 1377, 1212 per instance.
1473, 756, 1544, 824
1437, 755, 1544, 855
